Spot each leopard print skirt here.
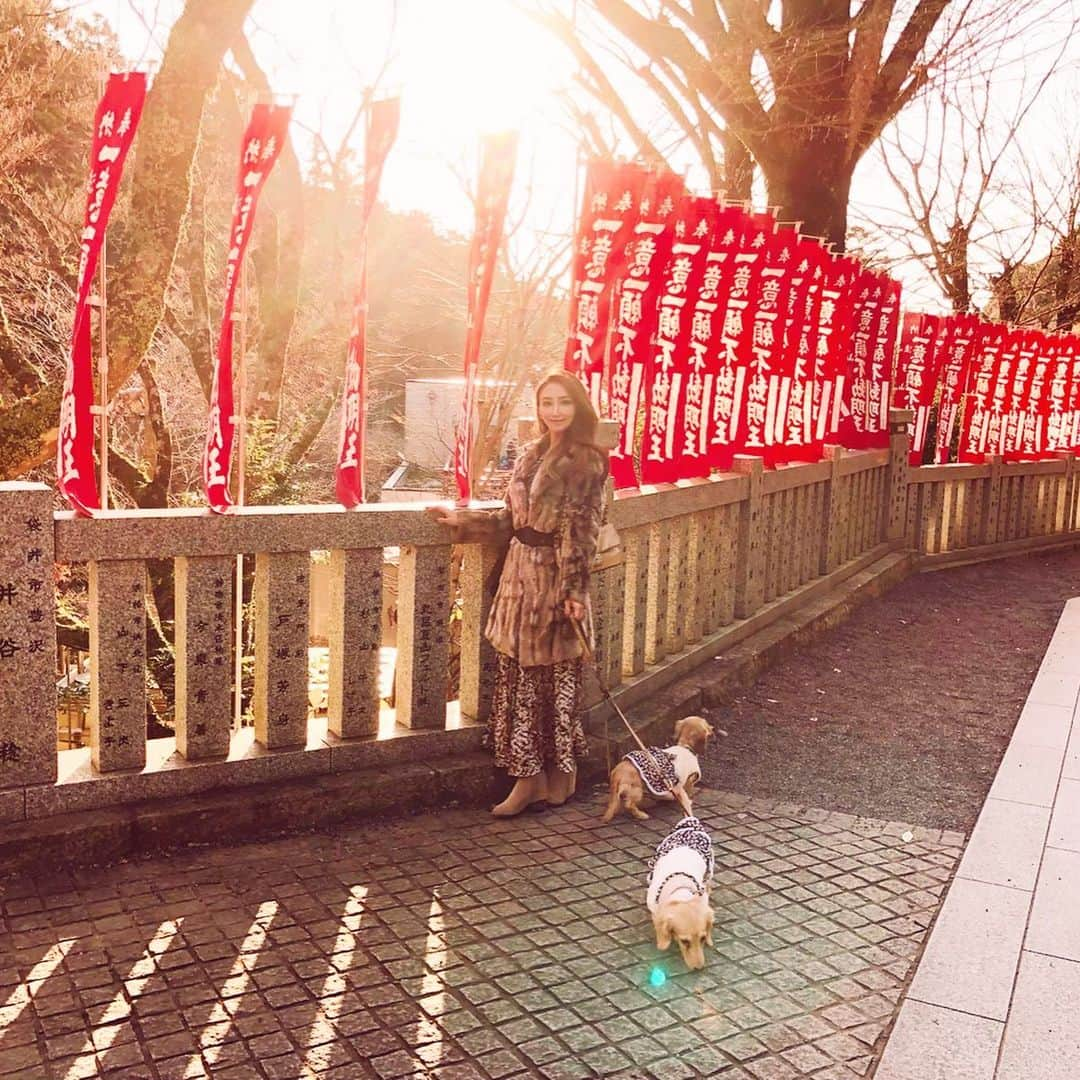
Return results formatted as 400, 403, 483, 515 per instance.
485, 654, 588, 778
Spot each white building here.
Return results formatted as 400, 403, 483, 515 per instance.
403, 376, 533, 470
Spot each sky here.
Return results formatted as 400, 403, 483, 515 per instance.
86, 0, 580, 241
82, 0, 1080, 313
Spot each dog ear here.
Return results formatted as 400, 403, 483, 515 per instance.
705, 907, 715, 948
704, 720, 714, 736
673, 716, 687, 740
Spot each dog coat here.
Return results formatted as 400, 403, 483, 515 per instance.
646, 815, 714, 913
625, 745, 700, 799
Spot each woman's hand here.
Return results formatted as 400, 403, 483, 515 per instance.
425, 505, 459, 528
563, 598, 586, 622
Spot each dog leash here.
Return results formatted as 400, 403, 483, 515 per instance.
570, 616, 695, 819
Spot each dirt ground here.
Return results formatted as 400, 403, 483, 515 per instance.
701, 546, 1080, 834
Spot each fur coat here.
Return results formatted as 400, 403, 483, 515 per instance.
453, 437, 608, 668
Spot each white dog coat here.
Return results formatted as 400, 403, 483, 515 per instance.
646, 815, 714, 913
624, 745, 701, 799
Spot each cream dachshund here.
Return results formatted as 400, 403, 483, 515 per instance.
647, 814, 715, 970
602, 715, 716, 823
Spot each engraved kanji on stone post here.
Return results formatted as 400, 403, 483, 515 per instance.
0, 483, 57, 788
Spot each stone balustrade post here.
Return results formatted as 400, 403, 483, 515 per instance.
253, 552, 310, 750
981, 454, 1004, 546
89, 559, 147, 772
1054, 452, 1077, 533
459, 543, 499, 723
885, 408, 913, 542
581, 419, 623, 705
821, 446, 847, 574
395, 544, 451, 729
327, 548, 383, 738
732, 456, 765, 618
175, 555, 233, 760
0, 483, 57, 788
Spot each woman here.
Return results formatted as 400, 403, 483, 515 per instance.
428, 372, 608, 816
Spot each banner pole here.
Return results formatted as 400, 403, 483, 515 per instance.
232, 255, 248, 733
359, 97, 371, 504
98, 229, 110, 511
96, 66, 110, 511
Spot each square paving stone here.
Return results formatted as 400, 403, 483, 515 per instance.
996, 951, 1080, 1080
907, 877, 1029, 1021
1026, 846, 1080, 962
956, 798, 1050, 891
875, 999, 1002, 1080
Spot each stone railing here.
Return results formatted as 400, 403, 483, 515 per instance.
2, 408, 1078, 827
906, 454, 1080, 567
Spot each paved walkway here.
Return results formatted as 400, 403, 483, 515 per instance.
876, 597, 1080, 1080
0, 787, 961, 1080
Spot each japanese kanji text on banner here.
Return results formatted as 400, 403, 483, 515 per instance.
56, 72, 147, 516
202, 104, 291, 513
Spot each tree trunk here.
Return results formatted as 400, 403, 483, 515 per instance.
760, 138, 853, 249
0, 0, 255, 481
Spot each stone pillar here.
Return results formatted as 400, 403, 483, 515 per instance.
395, 544, 450, 729
174, 555, 233, 760
253, 552, 310, 750
459, 543, 498, 724
327, 548, 383, 739
885, 408, 912, 542
821, 446, 846, 574
662, 515, 689, 655
981, 454, 1004, 546
644, 519, 671, 665
732, 456, 765, 618
0, 483, 57, 788
602, 558, 625, 691
621, 527, 649, 677
714, 504, 737, 626
684, 510, 707, 644
1054, 452, 1076, 533
89, 559, 147, 772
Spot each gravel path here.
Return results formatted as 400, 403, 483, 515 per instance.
702, 547, 1080, 832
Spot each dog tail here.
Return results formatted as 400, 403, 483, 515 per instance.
617, 782, 635, 809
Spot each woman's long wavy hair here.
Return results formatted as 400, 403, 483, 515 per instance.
534, 371, 599, 452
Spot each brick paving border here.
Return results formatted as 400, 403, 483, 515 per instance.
0, 789, 963, 1079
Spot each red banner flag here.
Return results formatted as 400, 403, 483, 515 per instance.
933, 314, 981, 464
336, 97, 400, 508
770, 237, 827, 465
958, 323, 1008, 463
608, 171, 685, 488
639, 196, 717, 484
564, 161, 647, 409
57, 72, 147, 515
838, 270, 884, 450
983, 327, 1024, 458
1001, 330, 1041, 461
1044, 336, 1072, 453
866, 275, 902, 448
707, 211, 776, 469
813, 256, 859, 447
895, 311, 942, 465
203, 104, 291, 513
1017, 332, 1054, 460
454, 132, 518, 503
691, 206, 747, 475
740, 227, 797, 459
1067, 338, 1080, 452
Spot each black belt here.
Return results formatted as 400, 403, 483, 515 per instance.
513, 527, 556, 547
